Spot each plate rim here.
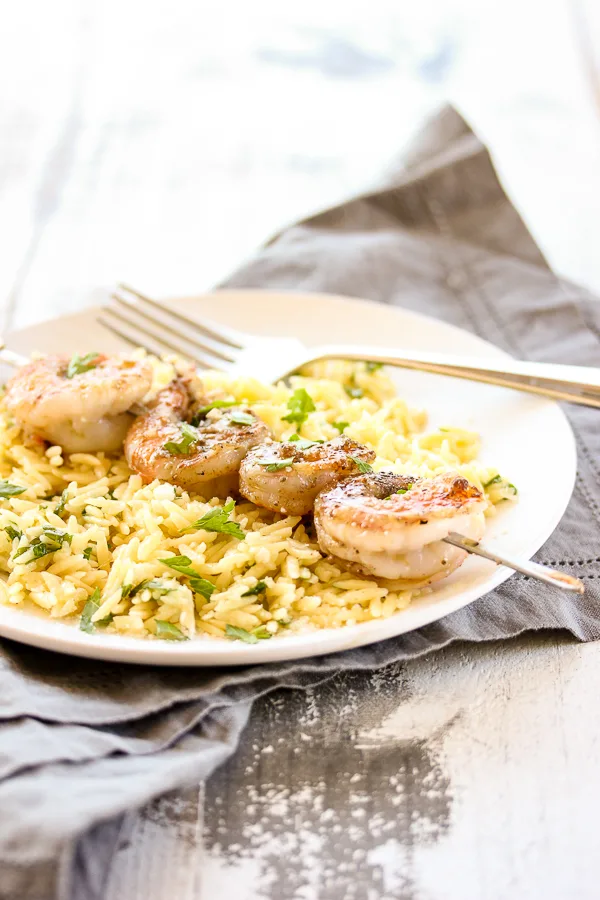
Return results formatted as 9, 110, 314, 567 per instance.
0, 289, 577, 666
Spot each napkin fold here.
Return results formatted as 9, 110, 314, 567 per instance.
1, 105, 599, 900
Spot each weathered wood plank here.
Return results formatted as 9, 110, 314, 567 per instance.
201, 634, 600, 900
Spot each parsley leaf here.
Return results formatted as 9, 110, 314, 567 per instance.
4, 525, 22, 542
225, 623, 273, 643
190, 399, 236, 424
125, 578, 173, 599
66, 352, 101, 379
483, 474, 502, 488
0, 481, 26, 499
139, 578, 172, 595
344, 372, 365, 399
41, 526, 72, 546
256, 457, 295, 473
163, 422, 199, 455
288, 435, 323, 451
230, 411, 255, 426
345, 385, 364, 399
183, 499, 245, 539
83, 546, 94, 561
242, 580, 267, 597
31, 542, 58, 560
252, 625, 273, 640
282, 389, 315, 426
365, 361, 383, 373
54, 489, 70, 517
155, 620, 188, 641
226, 624, 257, 643
80, 588, 112, 634
159, 555, 215, 599
14, 527, 72, 562
332, 421, 349, 433
349, 456, 373, 474
385, 484, 414, 499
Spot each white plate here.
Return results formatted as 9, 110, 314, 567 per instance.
0, 290, 576, 666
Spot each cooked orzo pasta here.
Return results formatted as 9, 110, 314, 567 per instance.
0, 356, 516, 642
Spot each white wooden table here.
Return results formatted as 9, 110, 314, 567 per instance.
2, 2, 600, 897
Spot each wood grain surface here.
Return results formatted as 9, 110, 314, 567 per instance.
2, 1, 600, 898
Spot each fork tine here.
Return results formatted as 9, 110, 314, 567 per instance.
112, 288, 238, 364
118, 283, 245, 350
97, 315, 163, 357
100, 306, 233, 372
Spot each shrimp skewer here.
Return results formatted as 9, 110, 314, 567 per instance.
239, 436, 376, 516
124, 380, 271, 498
4, 353, 153, 453
314, 471, 487, 587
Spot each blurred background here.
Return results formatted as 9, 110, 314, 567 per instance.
1, 0, 598, 331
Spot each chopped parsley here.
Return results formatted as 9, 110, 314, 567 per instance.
349, 456, 373, 474
66, 352, 101, 379
183, 499, 245, 539
385, 484, 414, 499
14, 527, 72, 561
159, 555, 215, 599
0, 481, 26, 499
288, 435, 323, 451
252, 625, 272, 640
163, 422, 199, 456
54, 489, 70, 517
230, 411, 255, 426
257, 457, 295, 473
483, 475, 517, 496
483, 474, 502, 488
190, 399, 236, 424
332, 421, 349, 433
281, 388, 315, 427
123, 579, 172, 599
80, 588, 112, 634
242, 580, 267, 597
344, 375, 364, 399
365, 361, 383, 373
4, 525, 22, 542
345, 385, 364, 399
83, 546, 94, 561
154, 620, 188, 641
225, 623, 272, 644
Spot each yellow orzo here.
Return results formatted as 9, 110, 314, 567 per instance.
0, 357, 516, 642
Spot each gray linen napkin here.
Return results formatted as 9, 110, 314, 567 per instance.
1, 105, 599, 900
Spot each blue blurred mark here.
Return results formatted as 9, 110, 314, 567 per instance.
258, 37, 395, 79
417, 37, 456, 84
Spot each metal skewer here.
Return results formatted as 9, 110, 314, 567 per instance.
444, 532, 584, 593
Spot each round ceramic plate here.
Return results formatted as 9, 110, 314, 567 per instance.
0, 290, 576, 665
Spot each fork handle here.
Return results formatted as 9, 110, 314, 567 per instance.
310, 345, 600, 408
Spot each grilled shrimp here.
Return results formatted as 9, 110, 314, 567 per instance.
4, 353, 153, 453
239, 436, 376, 516
124, 380, 271, 498
314, 471, 487, 587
